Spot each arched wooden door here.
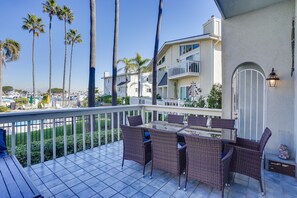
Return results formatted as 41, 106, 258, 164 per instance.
232, 63, 266, 141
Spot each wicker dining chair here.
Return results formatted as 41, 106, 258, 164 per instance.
211, 118, 235, 129
226, 127, 272, 195
149, 128, 186, 189
188, 115, 208, 127
128, 115, 143, 126
120, 125, 151, 175
168, 114, 184, 125
184, 134, 233, 198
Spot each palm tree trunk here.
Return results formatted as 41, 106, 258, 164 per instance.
49, 15, 52, 100
125, 71, 128, 97
32, 32, 36, 101
68, 43, 74, 106
62, 20, 67, 106
112, 0, 119, 106
88, 0, 96, 107
0, 46, 3, 106
138, 70, 141, 98
152, 0, 163, 120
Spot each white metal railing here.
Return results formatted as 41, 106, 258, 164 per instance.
0, 105, 221, 167
168, 61, 200, 78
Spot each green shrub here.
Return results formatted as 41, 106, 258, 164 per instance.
13, 130, 122, 167
207, 83, 222, 109
15, 97, 28, 105
0, 106, 10, 112
102, 95, 112, 103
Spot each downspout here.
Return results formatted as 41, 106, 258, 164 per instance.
293, 0, 297, 163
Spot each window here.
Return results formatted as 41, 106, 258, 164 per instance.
147, 88, 152, 93
180, 43, 199, 55
157, 56, 166, 66
180, 86, 190, 100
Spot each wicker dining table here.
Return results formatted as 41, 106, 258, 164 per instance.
178, 126, 237, 143
137, 121, 187, 132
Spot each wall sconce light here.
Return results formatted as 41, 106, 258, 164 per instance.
266, 68, 279, 87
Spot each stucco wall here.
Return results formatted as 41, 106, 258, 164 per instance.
200, 40, 214, 96
221, 0, 295, 155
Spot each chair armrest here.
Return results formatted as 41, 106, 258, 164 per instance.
144, 140, 151, 146
234, 137, 259, 150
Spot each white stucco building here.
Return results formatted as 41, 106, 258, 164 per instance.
215, 0, 297, 162
102, 72, 152, 98
148, 16, 222, 100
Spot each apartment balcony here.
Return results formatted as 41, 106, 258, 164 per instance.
168, 61, 200, 80
0, 105, 296, 197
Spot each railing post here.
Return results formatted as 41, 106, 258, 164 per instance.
53, 118, 56, 159
11, 122, 15, 155
98, 114, 101, 146
117, 111, 120, 141
73, 116, 77, 153
40, 120, 44, 163
141, 106, 145, 124
27, 121, 31, 166
82, 115, 86, 151
63, 117, 67, 156
105, 113, 108, 145
90, 114, 94, 149
111, 112, 114, 143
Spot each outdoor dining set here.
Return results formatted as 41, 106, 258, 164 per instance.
120, 114, 272, 198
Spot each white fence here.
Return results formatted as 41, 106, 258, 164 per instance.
0, 105, 222, 166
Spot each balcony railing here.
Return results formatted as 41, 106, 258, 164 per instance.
0, 105, 221, 167
168, 61, 200, 79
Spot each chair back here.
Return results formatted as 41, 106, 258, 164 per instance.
188, 115, 208, 127
184, 134, 223, 188
128, 115, 143, 126
168, 114, 184, 125
0, 129, 6, 151
259, 127, 272, 153
211, 118, 235, 129
120, 125, 145, 162
149, 128, 179, 174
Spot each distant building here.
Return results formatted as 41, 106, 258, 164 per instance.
147, 16, 222, 100
102, 72, 152, 98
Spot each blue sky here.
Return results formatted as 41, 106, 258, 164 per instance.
1, 0, 220, 92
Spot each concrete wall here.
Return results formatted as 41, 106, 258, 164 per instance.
221, 0, 295, 155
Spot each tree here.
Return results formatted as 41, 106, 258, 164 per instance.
152, 0, 163, 120
43, 0, 58, 99
50, 88, 64, 94
22, 14, 45, 101
88, 0, 96, 107
112, 0, 119, 106
2, 86, 13, 94
207, 83, 222, 109
57, 5, 74, 106
117, 58, 135, 97
132, 53, 150, 98
0, 39, 20, 105
66, 29, 82, 105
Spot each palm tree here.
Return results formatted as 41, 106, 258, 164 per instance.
88, 0, 96, 107
22, 14, 45, 101
112, 0, 120, 106
117, 58, 135, 97
132, 53, 150, 98
66, 29, 82, 105
57, 5, 74, 106
152, 0, 163, 120
42, 0, 57, 100
0, 39, 20, 105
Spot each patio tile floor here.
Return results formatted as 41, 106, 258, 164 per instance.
23, 141, 297, 198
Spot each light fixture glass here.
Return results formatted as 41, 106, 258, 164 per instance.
266, 68, 279, 87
